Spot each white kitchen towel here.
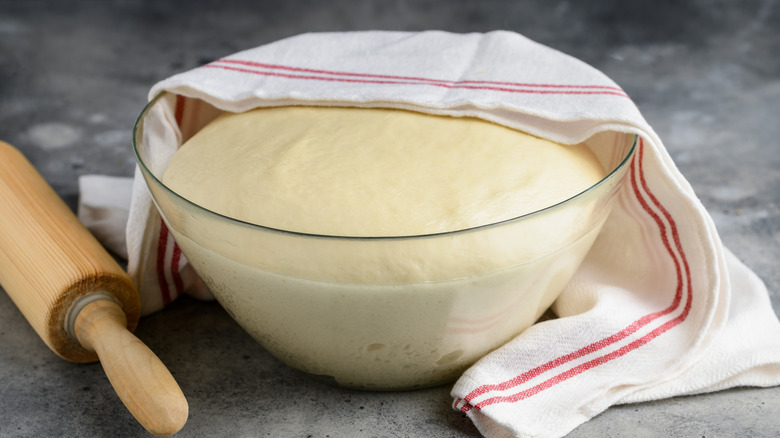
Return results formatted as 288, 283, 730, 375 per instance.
88, 31, 780, 437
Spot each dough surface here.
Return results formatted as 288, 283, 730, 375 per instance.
163, 106, 605, 237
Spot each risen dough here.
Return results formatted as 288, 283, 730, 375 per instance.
158, 105, 616, 389
163, 106, 605, 237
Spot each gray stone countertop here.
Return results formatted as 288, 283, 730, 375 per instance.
1, 1, 778, 437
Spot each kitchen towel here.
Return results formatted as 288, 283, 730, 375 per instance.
81, 31, 780, 438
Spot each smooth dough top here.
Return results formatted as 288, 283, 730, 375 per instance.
163, 106, 605, 237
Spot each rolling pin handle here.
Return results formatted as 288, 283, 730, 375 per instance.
71, 295, 189, 436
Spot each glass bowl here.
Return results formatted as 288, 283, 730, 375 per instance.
133, 93, 636, 390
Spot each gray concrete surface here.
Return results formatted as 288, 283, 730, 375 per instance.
1, 1, 779, 437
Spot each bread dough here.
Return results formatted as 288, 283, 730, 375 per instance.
157, 105, 622, 389
163, 106, 605, 237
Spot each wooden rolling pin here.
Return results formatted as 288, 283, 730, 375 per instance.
0, 141, 187, 436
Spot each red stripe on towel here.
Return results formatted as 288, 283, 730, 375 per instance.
154, 95, 188, 306
217, 59, 626, 93
205, 63, 630, 98
156, 218, 173, 306
170, 242, 184, 298
152, 95, 189, 305
174, 95, 185, 127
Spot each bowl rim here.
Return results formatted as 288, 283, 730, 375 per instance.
133, 92, 638, 241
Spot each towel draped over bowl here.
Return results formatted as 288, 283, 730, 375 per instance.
78, 31, 780, 438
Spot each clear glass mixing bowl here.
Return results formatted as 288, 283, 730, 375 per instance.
134, 93, 636, 390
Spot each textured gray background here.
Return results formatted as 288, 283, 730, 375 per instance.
1, 1, 778, 437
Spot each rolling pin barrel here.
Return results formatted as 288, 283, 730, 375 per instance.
0, 141, 187, 436
0, 141, 140, 361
